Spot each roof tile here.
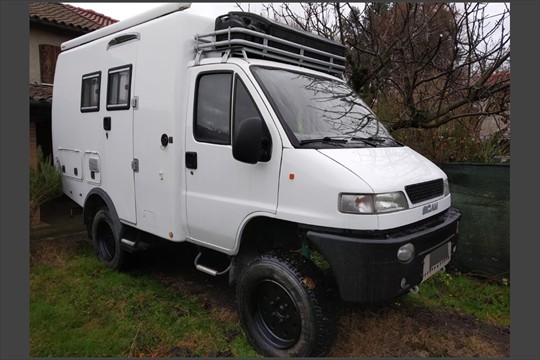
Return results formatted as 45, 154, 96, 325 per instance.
30, 84, 53, 103
29, 2, 117, 32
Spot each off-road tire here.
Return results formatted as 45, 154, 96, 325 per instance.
236, 250, 336, 357
91, 209, 126, 270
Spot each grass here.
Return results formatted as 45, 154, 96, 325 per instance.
30, 243, 259, 357
30, 215, 83, 240
30, 224, 509, 357
400, 271, 510, 327
306, 245, 509, 328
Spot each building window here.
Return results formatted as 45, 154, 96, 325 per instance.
107, 65, 132, 110
39, 44, 61, 84
80, 72, 101, 112
194, 72, 233, 144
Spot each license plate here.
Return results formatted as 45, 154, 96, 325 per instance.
421, 242, 451, 282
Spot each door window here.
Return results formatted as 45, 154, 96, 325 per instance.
194, 72, 232, 145
233, 76, 261, 132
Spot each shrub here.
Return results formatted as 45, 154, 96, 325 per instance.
392, 123, 510, 164
30, 147, 63, 226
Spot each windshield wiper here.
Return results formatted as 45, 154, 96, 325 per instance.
299, 137, 348, 146
299, 136, 403, 147
348, 137, 378, 147
350, 136, 404, 147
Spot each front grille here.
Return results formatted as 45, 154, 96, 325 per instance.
405, 178, 444, 204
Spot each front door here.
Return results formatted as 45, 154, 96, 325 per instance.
102, 39, 137, 224
185, 64, 281, 252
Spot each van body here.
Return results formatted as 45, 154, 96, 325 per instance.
52, 4, 460, 357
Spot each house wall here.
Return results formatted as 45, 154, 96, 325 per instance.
29, 23, 78, 84
30, 23, 82, 227
478, 114, 508, 140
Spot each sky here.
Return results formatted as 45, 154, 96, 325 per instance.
65, 2, 510, 35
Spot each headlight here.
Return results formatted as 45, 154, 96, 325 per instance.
443, 178, 450, 196
339, 192, 409, 214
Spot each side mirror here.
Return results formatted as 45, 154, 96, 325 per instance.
233, 117, 262, 164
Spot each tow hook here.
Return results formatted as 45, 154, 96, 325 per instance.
409, 285, 419, 294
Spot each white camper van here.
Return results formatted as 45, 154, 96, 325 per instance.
52, 4, 461, 357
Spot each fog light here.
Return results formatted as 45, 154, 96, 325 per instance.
400, 277, 407, 289
397, 243, 415, 262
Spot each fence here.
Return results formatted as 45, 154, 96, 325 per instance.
440, 163, 510, 277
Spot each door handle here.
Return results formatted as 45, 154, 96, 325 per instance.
103, 116, 111, 131
186, 152, 197, 169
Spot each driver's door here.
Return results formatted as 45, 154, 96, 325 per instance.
184, 64, 281, 252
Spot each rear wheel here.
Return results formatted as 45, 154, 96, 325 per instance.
236, 250, 335, 357
92, 209, 126, 270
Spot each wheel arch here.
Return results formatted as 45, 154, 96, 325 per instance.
83, 188, 122, 239
230, 214, 302, 284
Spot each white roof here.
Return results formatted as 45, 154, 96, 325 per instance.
61, 3, 191, 51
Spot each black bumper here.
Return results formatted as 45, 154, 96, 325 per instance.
304, 208, 461, 303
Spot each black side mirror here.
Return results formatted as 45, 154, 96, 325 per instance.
233, 117, 263, 164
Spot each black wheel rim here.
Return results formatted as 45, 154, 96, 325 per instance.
97, 221, 116, 261
252, 279, 301, 349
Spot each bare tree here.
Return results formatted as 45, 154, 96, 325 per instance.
262, 2, 510, 131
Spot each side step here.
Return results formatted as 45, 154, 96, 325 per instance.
120, 238, 136, 247
120, 238, 150, 252
120, 228, 159, 252
194, 251, 231, 276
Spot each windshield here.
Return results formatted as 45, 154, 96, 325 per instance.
251, 66, 398, 148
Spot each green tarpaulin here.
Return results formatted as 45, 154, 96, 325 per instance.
441, 164, 510, 276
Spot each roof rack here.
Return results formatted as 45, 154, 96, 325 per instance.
194, 27, 346, 76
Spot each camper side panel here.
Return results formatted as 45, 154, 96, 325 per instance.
53, 29, 138, 224
131, 12, 214, 241
53, 51, 109, 208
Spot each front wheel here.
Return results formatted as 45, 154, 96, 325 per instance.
236, 251, 335, 357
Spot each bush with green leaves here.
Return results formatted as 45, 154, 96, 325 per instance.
30, 147, 63, 225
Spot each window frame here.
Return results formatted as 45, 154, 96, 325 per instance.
193, 70, 234, 145
106, 64, 133, 111
80, 71, 101, 113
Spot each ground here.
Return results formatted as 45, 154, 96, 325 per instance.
30, 196, 510, 357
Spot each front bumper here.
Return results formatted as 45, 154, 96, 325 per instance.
304, 207, 461, 303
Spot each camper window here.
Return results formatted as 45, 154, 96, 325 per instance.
194, 72, 232, 145
80, 71, 101, 112
106, 65, 132, 110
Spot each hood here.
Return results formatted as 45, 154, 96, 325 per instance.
318, 147, 446, 193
